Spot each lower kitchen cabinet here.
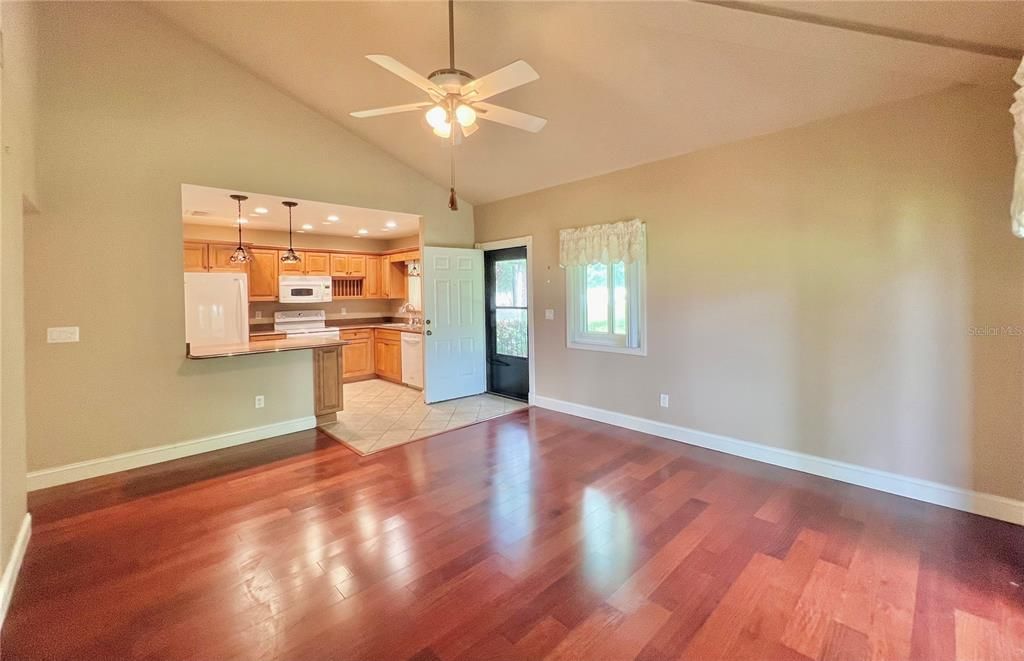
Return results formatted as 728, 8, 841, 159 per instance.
341, 329, 374, 381
312, 345, 344, 418
373, 329, 402, 382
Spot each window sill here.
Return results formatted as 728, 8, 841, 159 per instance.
566, 340, 646, 356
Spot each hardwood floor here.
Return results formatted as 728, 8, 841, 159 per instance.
4, 408, 1023, 660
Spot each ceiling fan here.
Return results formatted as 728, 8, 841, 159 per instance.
350, 0, 546, 210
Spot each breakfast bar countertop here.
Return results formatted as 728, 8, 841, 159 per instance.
186, 335, 350, 359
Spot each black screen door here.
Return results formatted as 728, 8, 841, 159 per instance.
485, 246, 529, 401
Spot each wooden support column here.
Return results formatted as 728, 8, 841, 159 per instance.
313, 345, 344, 425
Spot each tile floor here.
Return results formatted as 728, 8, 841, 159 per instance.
319, 378, 529, 454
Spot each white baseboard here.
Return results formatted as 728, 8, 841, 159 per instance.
0, 514, 31, 627
26, 416, 317, 491
534, 396, 1024, 526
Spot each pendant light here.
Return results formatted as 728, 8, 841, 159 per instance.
280, 201, 301, 263
228, 194, 251, 263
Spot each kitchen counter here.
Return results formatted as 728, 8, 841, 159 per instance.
339, 323, 423, 334
186, 335, 349, 359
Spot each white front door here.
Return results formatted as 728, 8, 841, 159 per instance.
422, 246, 486, 403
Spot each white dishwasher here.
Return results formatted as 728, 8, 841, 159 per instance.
401, 332, 423, 389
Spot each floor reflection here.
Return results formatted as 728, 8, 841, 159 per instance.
490, 427, 535, 546
581, 487, 636, 592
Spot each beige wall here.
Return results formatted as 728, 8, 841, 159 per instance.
1, 1, 38, 561
476, 85, 1024, 501
25, 2, 472, 472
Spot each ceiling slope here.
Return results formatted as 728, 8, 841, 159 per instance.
150, 1, 1023, 204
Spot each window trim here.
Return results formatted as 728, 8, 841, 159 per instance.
565, 256, 647, 356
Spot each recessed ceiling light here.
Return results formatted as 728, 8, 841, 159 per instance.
322, 222, 333, 225
385, 220, 397, 228
352, 235, 362, 238
357, 229, 369, 235
327, 215, 339, 221
381, 228, 391, 232
254, 207, 269, 214
297, 230, 306, 233
237, 218, 248, 224
301, 224, 313, 230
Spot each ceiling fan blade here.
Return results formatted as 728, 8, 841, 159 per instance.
459, 122, 479, 138
350, 101, 433, 118
460, 60, 539, 102
365, 54, 444, 99
474, 102, 547, 133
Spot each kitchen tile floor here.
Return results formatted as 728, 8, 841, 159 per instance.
319, 378, 528, 455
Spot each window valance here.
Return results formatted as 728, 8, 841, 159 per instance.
1013, 57, 1024, 237
559, 219, 646, 267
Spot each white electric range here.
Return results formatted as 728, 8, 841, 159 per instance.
273, 310, 340, 339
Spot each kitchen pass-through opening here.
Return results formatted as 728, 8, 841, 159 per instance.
484, 246, 529, 402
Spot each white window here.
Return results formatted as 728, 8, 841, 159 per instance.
565, 254, 646, 355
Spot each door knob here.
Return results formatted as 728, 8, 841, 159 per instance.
426, 330, 432, 336
425, 319, 431, 325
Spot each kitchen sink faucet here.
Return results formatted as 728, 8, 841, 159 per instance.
398, 303, 422, 326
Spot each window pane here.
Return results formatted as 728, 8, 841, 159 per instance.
495, 308, 528, 357
612, 261, 627, 335
585, 263, 609, 333
494, 258, 527, 307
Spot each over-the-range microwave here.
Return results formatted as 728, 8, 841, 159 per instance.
279, 275, 332, 303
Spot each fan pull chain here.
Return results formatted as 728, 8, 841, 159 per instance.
448, 125, 458, 211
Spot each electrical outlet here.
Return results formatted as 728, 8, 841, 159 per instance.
255, 310, 262, 319
255, 395, 265, 409
47, 326, 80, 343
659, 394, 669, 408
342, 307, 347, 315
545, 309, 555, 320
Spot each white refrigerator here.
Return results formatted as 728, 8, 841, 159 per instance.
184, 272, 250, 347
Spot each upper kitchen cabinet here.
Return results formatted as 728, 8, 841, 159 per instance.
304, 252, 331, 276
278, 250, 306, 275
183, 242, 208, 272
208, 243, 248, 272
381, 259, 408, 299
248, 248, 279, 301
364, 256, 382, 298
331, 254, 367, 277
389, 250, 420, 264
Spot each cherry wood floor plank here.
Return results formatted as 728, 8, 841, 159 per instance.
3, 408, 1022, 660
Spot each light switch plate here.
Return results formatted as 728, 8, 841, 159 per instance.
545, 309, 555, 320
47, 326, 80, 343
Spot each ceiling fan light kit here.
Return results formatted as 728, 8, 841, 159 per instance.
351, 0, 546, 210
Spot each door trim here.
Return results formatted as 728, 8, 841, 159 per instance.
475, 236, 535, 405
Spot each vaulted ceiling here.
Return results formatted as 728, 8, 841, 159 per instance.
150, 1, 1023, 205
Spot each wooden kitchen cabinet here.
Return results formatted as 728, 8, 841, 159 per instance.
346, 255, 366, 277
331, 254, 367, 277
208, 244, 248, 272
373, 329, 402, 382
183, 242, 208, 272
389, 250, 420, 264
382, 260, 407, 300
341, 329, 374, 381
312, 345, 344, 419
247, 248, 279, 301
364, 256, 382, 298
278, 251, 306, 275
304, 252, 331, 276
